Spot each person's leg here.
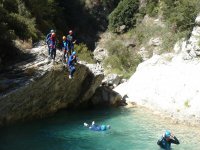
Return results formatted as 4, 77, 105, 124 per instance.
48, 45, 51, 55
53, 48, 56, 60
69, 66, 72, 79
71, 66, 76, 77
50, 48, 53, 59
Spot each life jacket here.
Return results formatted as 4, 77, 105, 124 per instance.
63, 40, 68, 51
50, 36, 56, 49
46, 33, 51, 44
68, 55, 76, 66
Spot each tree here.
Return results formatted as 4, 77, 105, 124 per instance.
108, 0, 139, 32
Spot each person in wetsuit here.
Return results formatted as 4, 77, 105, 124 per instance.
84, 121, 111, 131
157, 130, 180, 150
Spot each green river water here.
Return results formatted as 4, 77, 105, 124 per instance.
0, 107, 200, 150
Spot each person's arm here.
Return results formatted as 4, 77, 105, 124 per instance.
170, 135, 180, 144
157, 137, 162, 146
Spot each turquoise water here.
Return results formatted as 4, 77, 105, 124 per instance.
0, 107, 200, 150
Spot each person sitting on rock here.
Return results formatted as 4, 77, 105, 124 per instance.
84, 121, 111, 131
68, 51, 77, 79
157, 130, 180, 150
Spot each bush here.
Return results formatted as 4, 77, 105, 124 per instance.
103, 40, 142, 78
108, 0, 139, 32
145, 0, 159, 17
74, 43, 94, 63
162, 0, 200, 32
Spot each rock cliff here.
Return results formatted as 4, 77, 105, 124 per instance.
114, 14, 200, 125
0, 44, 104, 126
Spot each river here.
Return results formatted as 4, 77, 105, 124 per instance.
0, 107, 200, 150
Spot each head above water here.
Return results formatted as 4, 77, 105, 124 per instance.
165, 130, 171, 138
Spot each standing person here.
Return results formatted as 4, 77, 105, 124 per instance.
49, 32, 56, 62
67, 30, 76, 55
157, 130, 180, 150
68, 51, 77, 79
46, 29, 54, 56
62, 36, 68, 63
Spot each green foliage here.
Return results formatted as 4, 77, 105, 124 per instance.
145, 0, 159, 17
104, 40, 142, 78
184, 100, 190, 108
74, 43, 94, 63
128, 18, 188, 54
162, 0, 200, 32
108, 0, 139, 32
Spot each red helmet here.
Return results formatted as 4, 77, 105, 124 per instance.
51, 32, 56, 37
69, 30, 73, 35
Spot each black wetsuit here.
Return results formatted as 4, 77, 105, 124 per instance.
157, 136, 180, 150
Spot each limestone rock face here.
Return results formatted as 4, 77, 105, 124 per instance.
0, 45, 104, 126
195, 14, 200, 25
91, 86, 122, 106
115, 54, 200, 124
175, 14, 200, 60
114, 14, 200, 125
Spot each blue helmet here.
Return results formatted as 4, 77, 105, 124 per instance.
100, 125, 106, 131
165, 130, 171, 138
72, 51, 76, 55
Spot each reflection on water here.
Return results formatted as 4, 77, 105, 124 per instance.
0, 107, 200, 150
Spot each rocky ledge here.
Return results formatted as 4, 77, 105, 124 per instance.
0, 44, 121, 126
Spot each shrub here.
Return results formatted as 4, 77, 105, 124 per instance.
162, 0, 200, 32
108, 0, 140, 32
145, 0, 159, 17
74, 43, 94, 63
103, 40, 142, 78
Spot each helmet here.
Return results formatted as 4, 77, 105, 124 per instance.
63, 36, 66, 40
50, 29, 54, 33
165, 130, 171, 138
51, 33, 56, 37
72, 51, 76, 55
69, 30, 73, 34
100, 125, 106, 131
106, 125, 111, 129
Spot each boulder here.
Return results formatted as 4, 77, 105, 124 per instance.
93, 47, 108, 63
148, 37, 162, 46
91, 87, 122, 106
119, 25, 126, 33
102, 74, 122, 88
0, 44, 104, 126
